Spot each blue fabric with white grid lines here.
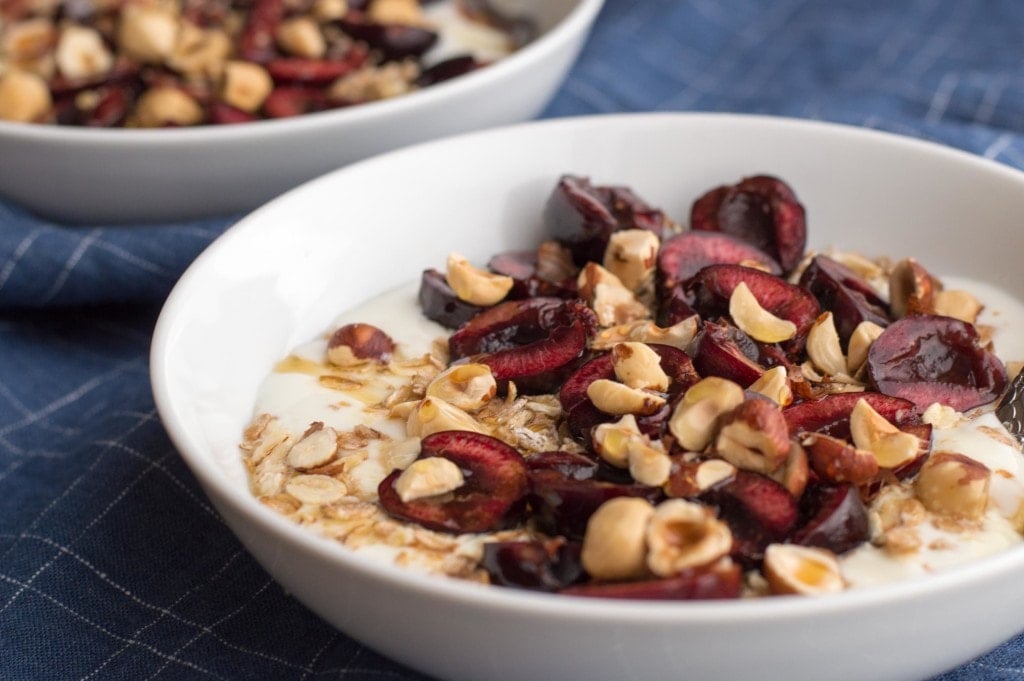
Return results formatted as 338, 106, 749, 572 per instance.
3, 0, 1024, 678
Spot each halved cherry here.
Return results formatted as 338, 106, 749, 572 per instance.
687, 264, 821, 349
418, 268, 484, 329
528, 449, 636, 486
378, 431, 528, 534
783, 392, 920, 439
208, 102, 258, 125
487, 250, 577, 300
560, 352, 616, 412
266, 50, 368, 83
867, 315, 1008, 411
658, 284, 698, 326
560, 562, 742, 600
528, 468, 663, 539
699, 470, 799, 565
416, 55, 482, 87
481, 540, 585, 591
456, 299, 596, 394
798, 255, 890, 344
337, 19, 438, 61
263, 86, 330, 118
690, 175, 807, 272
658, 231, 781, 293
450, 297, 565, 357
792, 483, 870, 554
545, 175, 668, 264
691, 320, 766, 387
526, 450, 600, 480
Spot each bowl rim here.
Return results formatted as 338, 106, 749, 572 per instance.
151, 110, 1024, 624
0, 0, 604, 145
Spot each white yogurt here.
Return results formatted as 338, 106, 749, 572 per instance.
424, 3, 520, 64
255, 285, 446, 435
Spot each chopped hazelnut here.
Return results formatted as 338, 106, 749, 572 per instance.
592, 413, 642, 468
406, 397, 489, 438
914, 452, 991, 520
276, 16, 326, 59
221, 60, 273, 113
714, 399, 792, 475
849, 398, 924, 469
55, 24, 113, 80
668, 377, 745, 452
581, 497, 655, 581
445, 252, 514, 306
806, 312, 847, 377
603, 229, 659, 296
645, 499, 732, 576
394, 456, 465, 502
368, 0, 427, 26
0, 69, 52, 122
130, 86, 204, 127
119, 4, 179, 64
846, 321, 884, 376
747, 366, 793, 407
763, 544, 845, 596
729, 282, 797, 343
577, 262, 649, 326
425, 363, 497, 412
586, 378, 666, 416
611, 341, 670, 391
4, 18, 56, 62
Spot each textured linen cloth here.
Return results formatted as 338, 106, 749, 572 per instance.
3, 0, 1024, 678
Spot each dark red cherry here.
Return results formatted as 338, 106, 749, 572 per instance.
263, 86, 329, 118
792, 483, 870, 554
528, 468, 662, 540
690, 175, 807, 272
487, 250, 577, 300
867, 315, 1008, 411
691, 320, 766, 387
378, 431, 528, 533
798, 255, 890, 344
338, 19, 438, 61
526, 450, 600, 480
699, 470, 798, 565
560, 562, 742, 600
658, 284, 699, 326
416, 54, 482, 86
545, 175, 668, 265
658, 230, 781, 293
418, 268, 484, 329
783, 392, 921, 440
481, 540, 585, 591
687, 264, 821, 351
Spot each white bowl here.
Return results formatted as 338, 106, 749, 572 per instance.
152, 113, 1024, 681
0, 0, 602, 224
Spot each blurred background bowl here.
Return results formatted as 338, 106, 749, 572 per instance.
0, 0, 603, 224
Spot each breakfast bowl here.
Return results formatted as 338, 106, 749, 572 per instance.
0, 0, 602, 224
151, 113, 1024, 681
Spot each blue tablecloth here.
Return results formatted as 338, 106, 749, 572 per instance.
3, 1, 1024, 678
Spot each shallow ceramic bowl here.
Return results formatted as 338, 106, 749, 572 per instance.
0, 0, 602, 224
152, 113, 1024, 681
